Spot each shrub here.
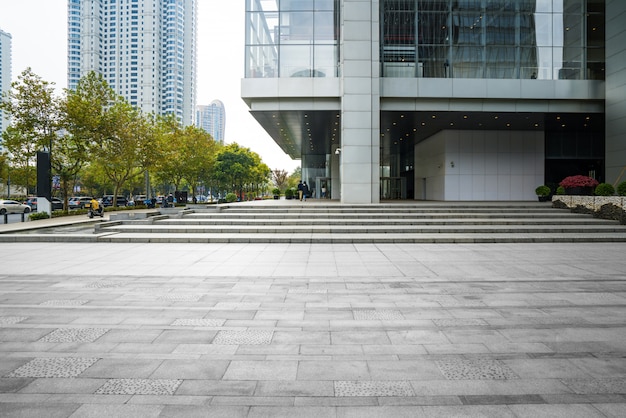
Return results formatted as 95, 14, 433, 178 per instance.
272, 188, 280, 196
617, 181, 626, 196
535, 185, 551, 197
559, 175, 599, 188
29, 212, 50, 221
556, 186, 566, 195
225, 192, 237, 203
594, 183, 615, 196
284, 188, 294, 198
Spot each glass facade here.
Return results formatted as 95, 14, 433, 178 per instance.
381, 0, 605, 80
245, 0, 340, 78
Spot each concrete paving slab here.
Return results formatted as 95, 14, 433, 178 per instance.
1, 236, 626, 416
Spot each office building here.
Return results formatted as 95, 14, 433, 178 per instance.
68, 0, 197, 125
0, 29, 11, 143
196, 99, 226, 143
242, 0, 624, 203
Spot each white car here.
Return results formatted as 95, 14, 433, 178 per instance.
0, 200, 32, 215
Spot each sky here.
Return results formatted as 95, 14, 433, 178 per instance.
0, 0, 300, 173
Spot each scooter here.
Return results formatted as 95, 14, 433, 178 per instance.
88, 206, 104, 218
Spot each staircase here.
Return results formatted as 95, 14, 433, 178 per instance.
92, 201, 626, 243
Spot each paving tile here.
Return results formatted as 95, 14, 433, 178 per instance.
176, 379, 257, 396
593, 403, 626, 418
95, 378, 182, 395
212, 330, 273, 345
223, 361, 298, 381
38, 328, 110, 343
297, 361, 370, 381
159, 405, 250, 418
68, 403, 163, 418
19, 378, 104, 394
79, 358, 162, 379
171, 318, 226, 327
249, 406, 337, 418
149, 359, 229, 380
0, 403, 81, 418
255, 381, 334, 397
435, 358, 519, 380
368, 360, 444, 381
0, 316, 28, 325
5, 357, 99, 378
507, 403, 607, 418
334, 380, 415, 397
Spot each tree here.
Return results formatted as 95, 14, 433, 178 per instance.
178, 126, 219, 203
272, 169, 289, 192
213, 143, 257, 200
91, 97, 151, 206
287, 166, 302, 190
0, 127, 37, 195
0, 68, 60, 198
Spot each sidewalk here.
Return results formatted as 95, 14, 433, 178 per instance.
0, 236, 625, 417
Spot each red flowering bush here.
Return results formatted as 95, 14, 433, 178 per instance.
559, 175, 599, 188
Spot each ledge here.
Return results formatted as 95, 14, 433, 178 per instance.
552, 195, 626, 224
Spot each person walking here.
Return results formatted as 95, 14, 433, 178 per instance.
297, 181, 304, 201
302, 182, 309, 201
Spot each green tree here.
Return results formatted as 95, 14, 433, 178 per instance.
287, 166, 302, 189
91, 98, 151, 206
0, 127, 37, 195
0, 68, 60, 198
178, 126, 219, 203
213, 143, 256, 199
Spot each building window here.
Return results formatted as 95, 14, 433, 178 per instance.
380, 0, 604, 80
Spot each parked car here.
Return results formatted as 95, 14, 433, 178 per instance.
51, 198, 64, 211
100, 195, 128, 207
0, 199, 32, 215
23, 197, 63, 211
68, 196, 93, 210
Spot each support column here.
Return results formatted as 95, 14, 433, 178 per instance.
606, 0, 626, 185
340, 0, 380, 203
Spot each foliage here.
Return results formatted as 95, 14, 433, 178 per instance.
287, 167, 302, 189
556, 186, 566, 195
535, 185, 551, 197
28, 211, 50, 221
594, 183, 615, 196
272, 169, 289, 191
213, 143, 270, 199
0, 69, 60, 195
284, 188, 294, 198
225, 192, 237, 203
617, 181, 626, 196
559, 175, 599, 189
272, 188, 280, 196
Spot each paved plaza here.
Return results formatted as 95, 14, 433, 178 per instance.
0, 238, 625, 417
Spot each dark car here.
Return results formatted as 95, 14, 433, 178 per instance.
100, 195, 128, 207
23, 197, 63, 211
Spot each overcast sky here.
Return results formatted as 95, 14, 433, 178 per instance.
0, 0, 300, 172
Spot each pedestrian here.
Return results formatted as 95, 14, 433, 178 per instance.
321, 185, 326, 198
302, 181, 309, 202
297, 180, 304, 201
167, 193, 174, 206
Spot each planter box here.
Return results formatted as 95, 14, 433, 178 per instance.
564, 187, 594, 196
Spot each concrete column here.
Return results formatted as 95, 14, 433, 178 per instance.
606, 0, 626, 185
340, 0, 380, 203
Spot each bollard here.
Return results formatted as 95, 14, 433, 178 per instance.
2, 213, 6, 224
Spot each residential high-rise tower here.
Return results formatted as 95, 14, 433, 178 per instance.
0, 29, 11, 141
196, 100, 225, 144
68, 0, 197, 125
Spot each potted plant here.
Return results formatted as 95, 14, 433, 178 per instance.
284, 188, 294, 200
272, 188, 280, 199
535, 185, 551, 202
559, 175, 599, 195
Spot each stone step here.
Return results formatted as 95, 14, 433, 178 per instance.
99, 224, 626, 234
